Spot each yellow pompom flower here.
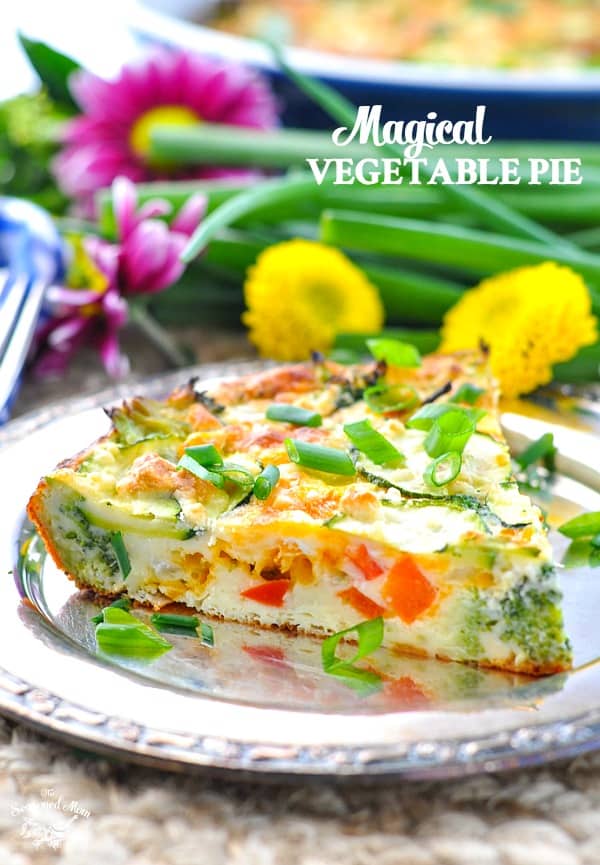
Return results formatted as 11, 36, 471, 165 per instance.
243, 239, 384, 360
440, 262, 597, 399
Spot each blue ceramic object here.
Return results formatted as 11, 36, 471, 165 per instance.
130, 0, 600, 141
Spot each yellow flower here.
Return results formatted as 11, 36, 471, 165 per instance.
440, 262, 597, 398
243, 239, 384, 360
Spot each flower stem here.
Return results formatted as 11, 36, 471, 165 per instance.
128, 302, 191, 368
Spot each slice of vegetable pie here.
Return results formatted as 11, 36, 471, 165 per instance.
27, 351, 571, 675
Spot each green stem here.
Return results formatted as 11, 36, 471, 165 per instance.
320, 210, 600, 297
150, 123, 370, 167
268, 42, 574, 251
553, 343, 600, 383
195, 230, 464, 325
567, 227, 600, 251
150, 123, 600, 192
181, 173, 319, 261
128, 302, 191, 367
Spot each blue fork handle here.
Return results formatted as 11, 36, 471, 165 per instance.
0, 198, 67, 424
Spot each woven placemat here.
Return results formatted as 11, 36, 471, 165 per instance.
1, 717, 599, 865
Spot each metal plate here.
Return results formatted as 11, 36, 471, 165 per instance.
2, 362, 600, 781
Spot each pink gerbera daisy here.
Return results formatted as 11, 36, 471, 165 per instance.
53, 49, 278, 211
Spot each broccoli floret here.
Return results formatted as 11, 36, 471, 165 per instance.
499, 569, 571, 664
460, 588, 498, 657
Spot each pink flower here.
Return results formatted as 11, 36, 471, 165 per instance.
113, 176, 206, 295
34, 242, 129, 379
54, 49, 278, 211
34, 178, 205, 377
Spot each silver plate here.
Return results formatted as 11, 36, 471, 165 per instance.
2, 362, 600, 781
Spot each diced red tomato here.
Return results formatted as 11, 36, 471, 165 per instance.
347, 544, 384, 580
241, 579, 290, 607
384, 676, 430, 710
382, 556, 437, 624
242, 645, 286, 665
338, 586, 385, 620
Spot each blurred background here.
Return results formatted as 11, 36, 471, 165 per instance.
2, 0, 600, 418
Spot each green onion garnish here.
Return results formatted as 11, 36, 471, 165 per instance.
254, 464, 280, 500
516, 433, 557, 472
366, 338, 421, 368
559, 511, 600, 539
406, 402, 485, 431
424, 409, 475, 458
94, 606, 172, 659
363, 382, 419, 414
343, 419, 404, 467
450, 383, 485, 405
183, 444, 223, 467
424, 451, 462, 487
150, 613, 199, 633
322, 617, 384, 695
96, 623, 172, 658
563, 538, 600, 570
266, 403, 322, 427
177, 452, 225, 487
110, 531, 131, 579
90, 596, 131, 625
285, 439, 355, 476
199, 622, 215, 647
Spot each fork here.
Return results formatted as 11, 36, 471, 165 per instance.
0, 198, 66, 424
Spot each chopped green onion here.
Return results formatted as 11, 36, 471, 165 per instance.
183, 444, 223, 467
150, 613, 199, 633
424, 409, 475, 458
102, 607, 139, 625
94, 606, 172, 658
366, 338, 421, 367
96, 623, 172, 658
592, 533, 600, 549
285, 439, 355, 476
450, 383, 485, 405
516, 433, 557, 472
266, 403, 322, 427
563, 538, 600, 569
424, 452, 462, 487
407, 402, 485, 431
254, 464, 280, 500
110, 531, 131, 579
343, 419, 404, 467
322, 616, 384, 670
364, 382, 419, 414
199, 621, 215, 647
177, 453, 225, 488
325, 663, 382, 695
220, 463, 255, 489
559, 511, 600, 539
90, 596, 131, 625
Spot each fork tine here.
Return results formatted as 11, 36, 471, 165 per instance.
0, 277, 47, 417
0, 270, 30, 358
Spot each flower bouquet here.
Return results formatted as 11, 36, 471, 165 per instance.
4, 34, 600, 400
